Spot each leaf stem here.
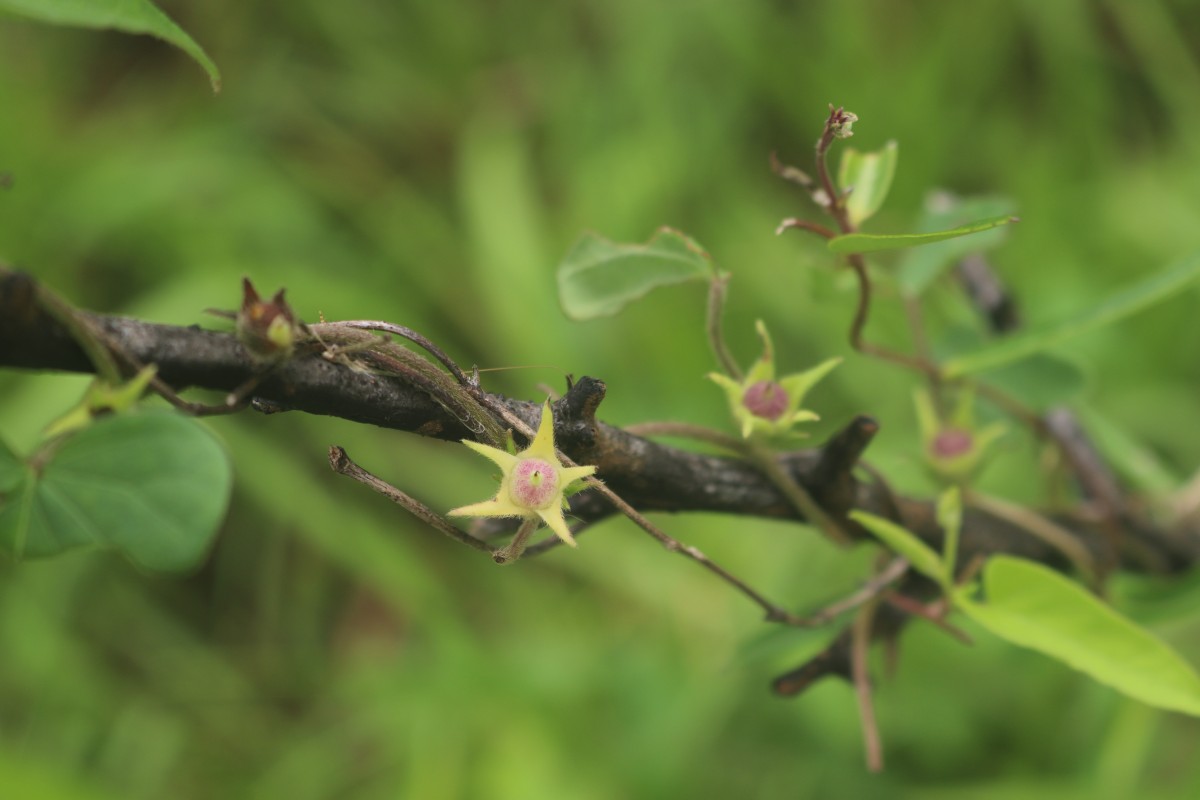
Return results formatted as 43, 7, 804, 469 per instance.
706, 273, 742, 380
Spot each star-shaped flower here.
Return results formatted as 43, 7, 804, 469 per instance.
448, 401, 596, 547
708, 320, 841, 439
914, 387, 1006, 485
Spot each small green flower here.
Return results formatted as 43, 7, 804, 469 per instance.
708, 320, 841, 439
915, 387, 1006, 485
448, 400, 596, 547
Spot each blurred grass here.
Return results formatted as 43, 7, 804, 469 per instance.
2, 0, 1200, 797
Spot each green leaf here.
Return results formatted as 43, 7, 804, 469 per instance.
0, 437, 22, 493
828, 214, 1017, 255
0, 0, 221, 91
849, 510, 949, 587
557, 227, 715, 320
837, 140, 898, 227
897, 195, 1016, 295
1075, 406, 1179, 496
942, 250, 1200, 378
0, 411, 232, 571
956, 556, 1200, 716
932, 327, 1088, 411
1112, 571, 1200, 628
981, 353, 1089, 411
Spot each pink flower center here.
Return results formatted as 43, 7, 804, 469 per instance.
742, 380, 789, 421
931, 428, 973, 459
509, 457, 560, 509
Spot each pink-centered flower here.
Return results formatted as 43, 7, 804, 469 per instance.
708, 320, 841, 439
914, 388, 1006, 485
448, 401, 596, 547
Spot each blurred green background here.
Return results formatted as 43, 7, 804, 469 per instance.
3, 1, 1200, 797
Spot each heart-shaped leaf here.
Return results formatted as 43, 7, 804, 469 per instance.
0, 411, 232, 571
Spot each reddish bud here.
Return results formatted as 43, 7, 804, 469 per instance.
237, 278, 300, 362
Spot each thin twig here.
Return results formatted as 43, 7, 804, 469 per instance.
851, 599, 884, 773
881, 593, 973, 645
814, 107, 849, 226
769, 150, 815, 189
622, 421, 750, 454
328, 320, 470, 385
474, 395, 813, 624
775, 218, 837, 239
493, 518, 539, 565
749, 441, 852, 546
845, 254, 940, 376
707, 274, 743, 380
328, 445, 497, 556
966, 490, 1099, 584
802, 557, 909, 625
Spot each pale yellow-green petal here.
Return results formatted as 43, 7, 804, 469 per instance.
975, 421, 1008, 451
778, 357, 841, 410
700, 371, 739, 391
707, 371, 741, 395
786, 409, 820, 426
913, 388, 940, 446
462, 438, 519, 470
950, 385, 978, 430
708, 372, 749, 430
536, 504, 578, 547
754, 320, 776, 367
560, 465, 596, 486
448, 496, 529, 519
740, 416, 756, 438
522, 400, 560, 461
744, 357, 774, 385
744, 320, 776, 384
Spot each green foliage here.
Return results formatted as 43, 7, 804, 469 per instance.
0, 0, 220, 90
828, 213, 1017, 254
3, 0, 1200, 795
973, 352, 1088, 411
943, 249, 1200, 377
854, 506, 1200, 717
0, 438, 20, 493
849, 509, 950, 590
897, 195, 1017, 295
556, 227, 714, 320
957, 557, 1200, 717
0, 411, 231, 570
1077, 406, 1180, 496
837, 140, 898, 227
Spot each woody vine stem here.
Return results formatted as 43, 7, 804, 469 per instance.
2, 106, 1198, 772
